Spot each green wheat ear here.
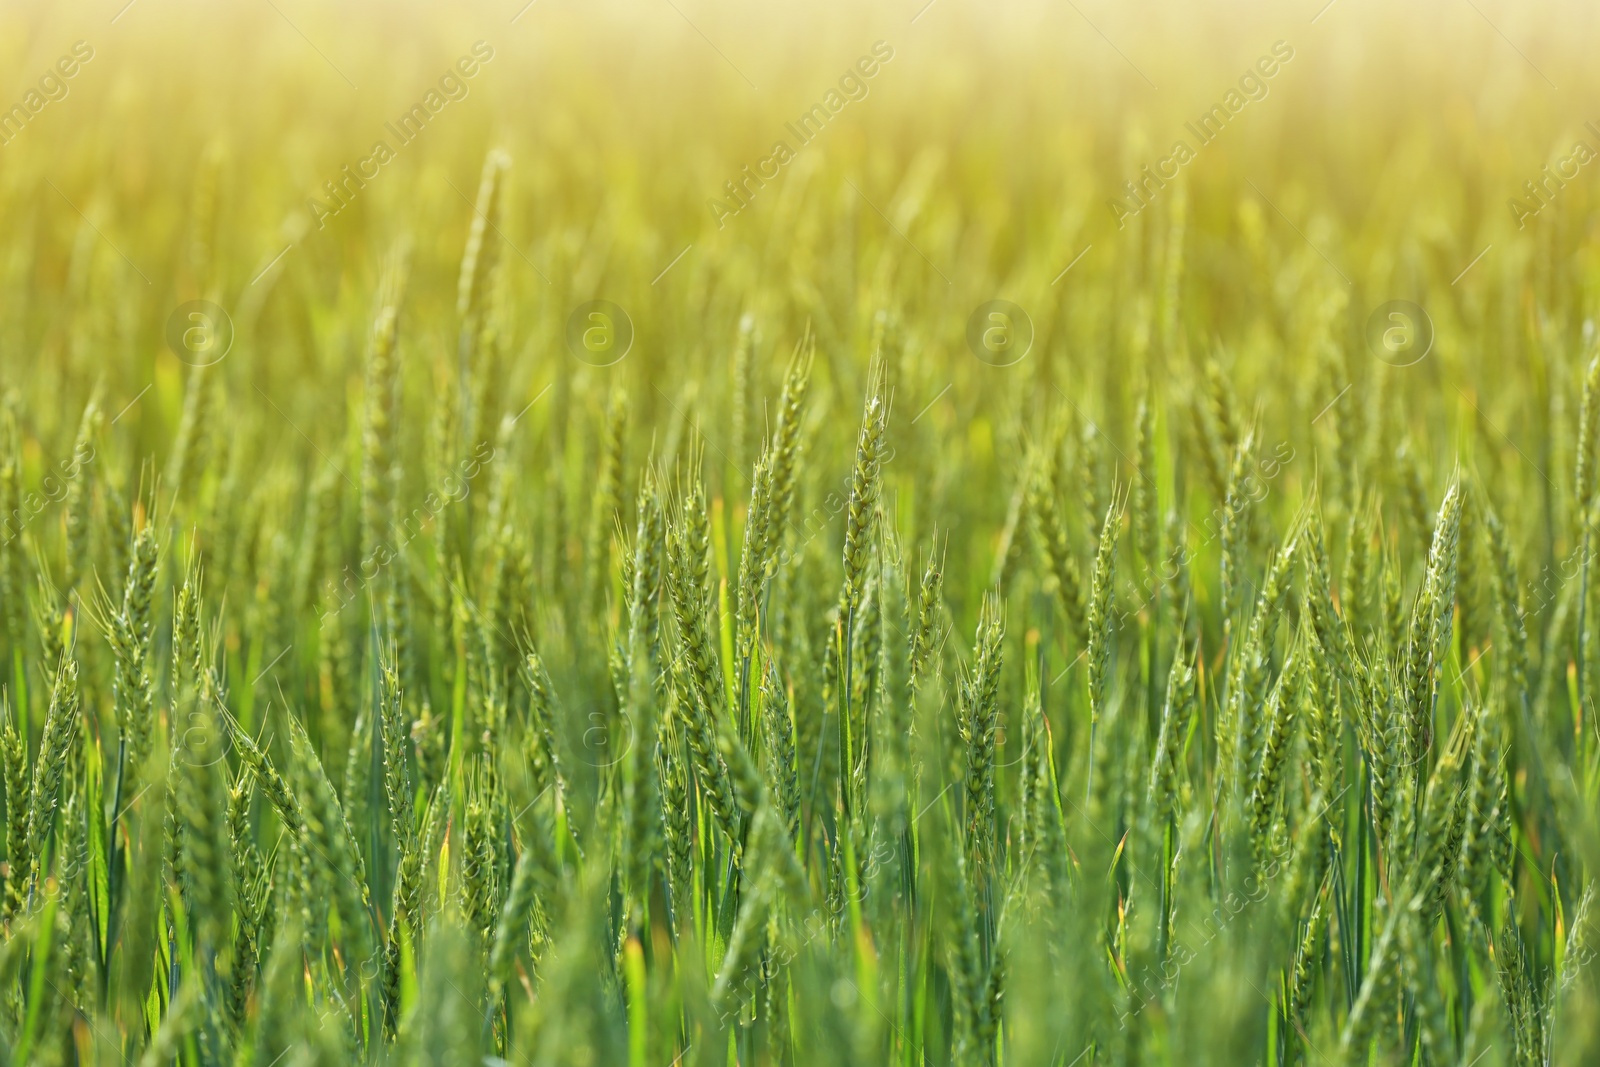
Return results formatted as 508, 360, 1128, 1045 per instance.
1083, 493, 1123, 809
908, 532, 946, 688
1400, 481, 1462, 767
1245, 643, 1298, 861
957, 594, 1004, 865
840, 367, 890, 625
664, 461, 741, 863
1026, 427, 1087, 648
101, 526, 159, 777
1147, 626, 1195, 819
0, 696, 27, 922
173, 680, 231, 957
1218, 428, 1255, 624
1219, 528, 1297, 804
62, 395, 101, 596
23, 655, 80, 909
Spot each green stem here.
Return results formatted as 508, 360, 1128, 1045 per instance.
1577, 524, 1591, 727
100, 733, 128, 1003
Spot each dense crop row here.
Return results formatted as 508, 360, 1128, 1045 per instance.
2, 6, 1599, 1064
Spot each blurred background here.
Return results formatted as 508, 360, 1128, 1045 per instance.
0, 0, 1595, 607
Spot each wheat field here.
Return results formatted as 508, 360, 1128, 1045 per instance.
0, 1, 1597, 1064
